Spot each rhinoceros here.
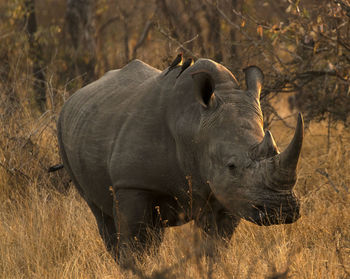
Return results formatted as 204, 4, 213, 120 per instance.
57, 58, 303, 261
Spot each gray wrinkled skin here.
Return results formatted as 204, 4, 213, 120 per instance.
58, 59, 303, 262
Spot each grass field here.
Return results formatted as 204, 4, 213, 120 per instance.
0, 85, 349, 278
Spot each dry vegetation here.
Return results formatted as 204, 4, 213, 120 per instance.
0, 0, 350, 278
0, 100, 349, 278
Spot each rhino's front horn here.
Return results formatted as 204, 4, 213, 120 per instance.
243, 66, 264, 99
280, 112, 304, 170
267, 113, 304, 189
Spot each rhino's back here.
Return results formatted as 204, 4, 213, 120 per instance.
58, 60, 161, 213
62, 59, 160, 116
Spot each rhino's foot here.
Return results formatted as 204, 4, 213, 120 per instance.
112, 188, 165, 266
194, 207, 240, 257
195, 204, 240, 240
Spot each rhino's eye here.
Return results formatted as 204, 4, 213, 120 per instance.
228, 163, 236, 172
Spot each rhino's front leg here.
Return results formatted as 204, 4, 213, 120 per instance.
195, 202, 239, 257
113, 188, 163, 264
195, 208, 240, 257
196, 209, 240, 242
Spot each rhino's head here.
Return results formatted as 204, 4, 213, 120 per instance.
178, 60, 303, 226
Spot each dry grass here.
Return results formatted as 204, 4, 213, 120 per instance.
0, 86, 349, 279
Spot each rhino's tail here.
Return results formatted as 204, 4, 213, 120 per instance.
48, 164, 64, 172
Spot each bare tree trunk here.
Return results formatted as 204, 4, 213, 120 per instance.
132, 20, 153, 59
123, 20, 130, 63
184, 1, 205, 56
204, 4, 223, 62
25, 0, 46, 112
229, 0, 239, 66
65, 0, 96, 84
156, 0, 180, 40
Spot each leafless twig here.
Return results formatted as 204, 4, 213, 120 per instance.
334, 0, 350, 17
180, 34, 199, 47
0, 161, 32, 182
98, 16, 120, 36
156, 24, 198, 58
132, 20, 154, 59
316, 168, 340, 193
269, 105, 295, 129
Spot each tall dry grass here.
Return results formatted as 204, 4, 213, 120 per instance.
0, 75, 349, 279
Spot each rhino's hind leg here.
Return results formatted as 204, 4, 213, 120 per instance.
113, 189, 164, 264
88, 201, 118, 256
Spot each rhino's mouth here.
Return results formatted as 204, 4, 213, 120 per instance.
245, 204, 300, 226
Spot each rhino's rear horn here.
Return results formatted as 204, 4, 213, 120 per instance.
254, 130, 279, 160
192, 71, 216, 108
243, 66, 264, 99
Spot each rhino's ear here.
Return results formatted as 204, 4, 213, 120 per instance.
191, 71, 216, 108
243, 66, 264, 99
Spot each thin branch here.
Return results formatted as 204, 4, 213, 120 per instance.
98, 16, 120, 36
295, 70, 348, 82
319, 32, 350, 51
182, 34, 199, 46
132, 20, 154, 59
316, 168, 340, 193
262, 69, 348, 101
269, 105, 295, 129
231, 8, 270, 30
156, 24, 198, 58
0, 161, 32, 182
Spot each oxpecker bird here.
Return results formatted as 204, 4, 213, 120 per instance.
164, 53, 183, 76
176, 58, 194, 78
